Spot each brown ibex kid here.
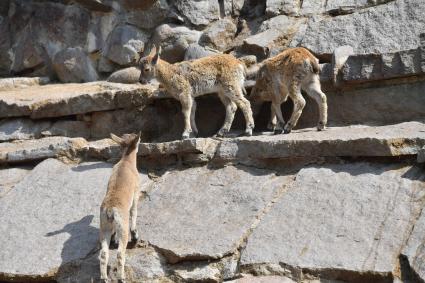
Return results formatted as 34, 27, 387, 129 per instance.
250, 47, 328, 134
138, 45, 255, 139
99, 133, 141, 283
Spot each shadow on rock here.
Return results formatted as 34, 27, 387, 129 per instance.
46, 215, 99, 264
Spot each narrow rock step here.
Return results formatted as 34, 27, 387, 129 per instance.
1, 122, 424, 165
0, 81, 165, 119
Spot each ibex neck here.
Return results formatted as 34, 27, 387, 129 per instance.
121, 148, 138, 166
156, 59, 176, 85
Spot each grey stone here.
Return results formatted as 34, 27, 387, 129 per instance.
200, 18, 237, 51
120, 0, 159, 10
151, 23, 202, 63
56, 246, 169, 283
290, 0, 425, 57
9, 1, 90, 74
325, 0, 395, 15
137, 165, 291, 263
74, 0, 112, 12
266, 0, 299, 17
241, 163, 425, 280
418, 146, 425, 163
332, 45, 354, 84
86, 12, 118, 54
53, 47, 99, 83
90, 108, 145, 139
107, 67, 141, 84
0, 16, 11, 76
215, 121, 425, 161
125, 0, 170, 29
0, 158, 152, 279
184, 43, 221, 61
42, 120, 91, 139
299, 0, 326, 16
341, 48, 424, 83
0, 77, 50, 91
104, 25, 149, 66
174, 0, 220, 27
97, 56, 117, 73
0, 136, 87, 163
401, 203, 425, 281
0, 118, 52, 141
0, 167, 31, 198
228, 275, 297, 283
0, 82, 154, 119
242, 16, 305, 58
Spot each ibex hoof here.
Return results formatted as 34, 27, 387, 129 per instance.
131, 229, 139, 242
267, 123, 276, 132
215, 129, 228, 138
283, 129, 291, 134
317, 122, 325, 131
181, 133, 190, 140
118, 279, 126, 283
100, 279, 109, 283
244, 129, 253, 137
274, 129, 283, 135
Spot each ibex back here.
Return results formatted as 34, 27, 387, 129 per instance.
139, 45, 255, 139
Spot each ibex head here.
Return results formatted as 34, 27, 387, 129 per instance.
138, 45, 161, 84
110, 132, 141, 154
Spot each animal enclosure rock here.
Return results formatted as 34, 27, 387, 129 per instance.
200, 18, 237, 51
53, 47, 99, 83
0, 118, 51, 141
104, 25, 149, 66
266, 0, 300, 17
290, 0, 425, 58
173, 0, 221, 27
0, 159, 152, 280
0, 167, 31, 198
240, 163, 425, 281
151, 24, 202, 63
137, 165, 293, 263
107, 66, 141, 84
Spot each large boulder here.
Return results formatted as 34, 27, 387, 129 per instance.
137, 165, 293, 263
290, 0, 425, 58
125, 0, 170, 29
200, 18, 237, 51
266, 0, 299, 17
53, 47, 98, 83
240, 163, 425, 281
184, 43, 221, 61
173, 0, 221, 27
107, 67, 141, 84
0, 158, 151, 280
104, 24, 150, 66
151, 24, 202, 63
0, 16, 11, 76
0, 118, 51, 142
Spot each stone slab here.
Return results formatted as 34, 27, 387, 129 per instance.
0, 158, 152, 279
0, 166, 31, 198
137, 165, 292, 263
240, 163, 425, 280
0, 81, 162, 119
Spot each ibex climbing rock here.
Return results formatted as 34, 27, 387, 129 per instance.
99, 133, 141, 283
250, 47, 328, 134
138, 45, 255, 139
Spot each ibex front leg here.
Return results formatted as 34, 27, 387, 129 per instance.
180, 93, 194, 140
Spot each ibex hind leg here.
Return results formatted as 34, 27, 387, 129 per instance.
304, 75, 327, 131
224, 84, 254, 136
216, 93, 237, 137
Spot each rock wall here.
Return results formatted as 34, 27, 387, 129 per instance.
1, 0, 425, 283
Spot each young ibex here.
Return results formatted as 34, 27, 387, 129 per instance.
138, 45, 255, 139
250, 47, 328, 134
99, 133, 141, 283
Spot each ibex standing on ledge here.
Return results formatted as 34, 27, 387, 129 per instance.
250, 47, 328, 134
138, 45, 255, 139
99, 133, 141, 283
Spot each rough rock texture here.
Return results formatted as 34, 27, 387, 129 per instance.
137, 166, 292, 263
107, 66, 141, 84
104, 25, 149, 66
0, 77, 50, 90
0, 82, 160, 119
53, 47, 98, 83
43, 120, 91, 139
418, 146, 425, 163
173, 0, 221, 27
290, 0, 425, 58
266, 0, 299, 17
0, 158, 151, 279
0, 136, 87, 163
401, 206, 425, 282
241, 163, 425, 281
151, 24, 202, 63
0, 118, 51, 141
200, 18, 237, 51
0, 166, 31, 198
125, 0, 170, 29
184, 43, 221, 61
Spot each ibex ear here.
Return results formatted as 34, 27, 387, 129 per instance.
110, 133, 124, 144
148, 45, 156, 57
152, 45, 161, 65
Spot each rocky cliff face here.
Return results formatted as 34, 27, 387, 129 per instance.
1, 0, 425, 282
